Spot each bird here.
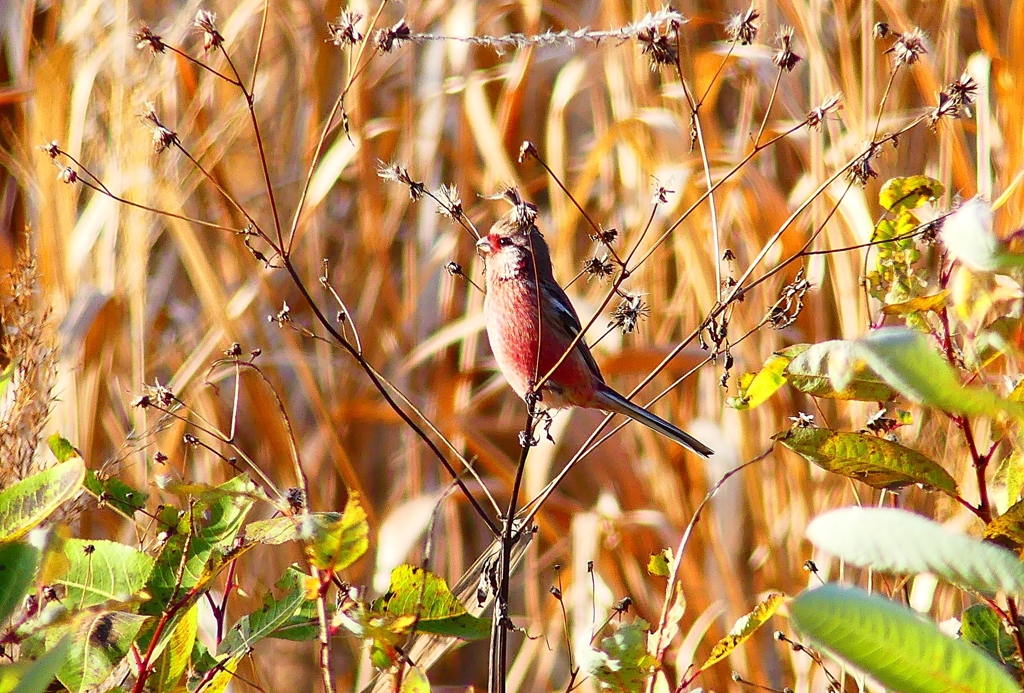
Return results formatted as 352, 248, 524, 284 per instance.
476, 209, 714, 458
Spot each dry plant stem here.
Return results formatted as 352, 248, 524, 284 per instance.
490, 412, 535, 693
175, 144, 267, 236
753, 68, 784, 148
285, 0, 389, 254
217, 44, 285, 248
364, 361, 501, 516
280, 258, 500, 535
53, 151, 236, 232
650, 449, 773, 693
673, 64, 722, 303
229, 360, 335, 693
1004, 598, 1024, 664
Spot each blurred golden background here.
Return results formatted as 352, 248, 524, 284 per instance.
1, 0, 1021, 690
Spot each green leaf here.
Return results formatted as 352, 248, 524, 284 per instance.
218, 565, 312, 655
57, 539, 155, 609
373, 564, 490, 640
0, 459, 85, 542
306, 494, 368, 572
399, 666, 431, 693
806, 507, 1024, 596
960, 604, 1018, 667
775, 427, 957, 494
879, 175, 944, 214
984, 499, 1024, 554
243, 512, 342, 546
881, 291, 950, 316
1006, 449, 1024, 506
786, 340, 899, 401
699, 593, 785, 670
580, 620, 657, 692
728, 352, 792, 410
151, 603, 197, 693
143, 474, 256, 616
83, 471, 149, 517
0, 543, 39, 625
0, 360, 13, 401
852, 328, 1024, 420
46, 434, 79, 463
55, 611, 149, 693
647, 550, 670, 577
0, 636, 69, 693
790, 585, 1019, 693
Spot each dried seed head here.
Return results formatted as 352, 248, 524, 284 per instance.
589, 227, 618, 245
726, 4, 759, 45
637, 27, 677, 69
134, 24, 166, 53
41, 141, 60, 158
873, 22, 890, 39
142, 104, 179, 154
500, 187, 537, 229
847, 143, 880, 187
773, 26, 801, 72
886, 27, 927, 69
518, 141, 539, 163
610, 293, 650, 334
436, 183, 463, 220
194, 10, 223, 52
583, 255, 615, 282
377, 161, 425, 200
57, 166, 77, 184
807, 93, 841, 129
327, 10, 363, 46
375, 19, 411, 53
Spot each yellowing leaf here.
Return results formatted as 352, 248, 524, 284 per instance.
699, 593, 785, 670
881, 291, 950, 316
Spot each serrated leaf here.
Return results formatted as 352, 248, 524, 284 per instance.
219, 565, 312, 655
853, 328, 1024, 420
806, 507, 1024, 596
879, 176, 944, 213
83, 471, 149, 517
960, 604, 1018, 667
984, 500, 1024, 554
775, 427, 957, 494
0, 542, 38, 625
580, 620, 656, 692
55, 611, 149, 693
374, 565, 490, 640
786, 340, 898, 401
728, 352, 791, 410
881, 291, 950, 316
0, 636, 69, 693
791, 585, 1019, 693
306, 494, 368, 572
647, 550, 670, 577
151, 603, 197, 693
699, 593, 785, 670
57, 539, 155, 609
0, 459, 85, 542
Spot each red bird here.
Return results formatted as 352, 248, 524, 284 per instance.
477, 211, 713, 458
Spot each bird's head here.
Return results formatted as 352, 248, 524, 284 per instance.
477, 216, 552, 281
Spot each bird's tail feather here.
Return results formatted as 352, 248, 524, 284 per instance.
595, 387, 714, 458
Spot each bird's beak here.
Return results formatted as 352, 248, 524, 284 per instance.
476, 236, 491, 257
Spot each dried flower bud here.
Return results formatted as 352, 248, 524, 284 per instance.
518, 141, 539, 163
583, 255, 615, 281
873, 22, 889, 39
807, 93, 841, 129
847, 143, 880, 187
143, 104, 179, 154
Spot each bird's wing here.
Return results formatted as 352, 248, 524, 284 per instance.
540, 278, 605, 383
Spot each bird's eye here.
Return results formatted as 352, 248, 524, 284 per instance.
498, 237, 513, 247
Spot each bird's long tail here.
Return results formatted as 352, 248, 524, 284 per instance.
594, 387, 714, 458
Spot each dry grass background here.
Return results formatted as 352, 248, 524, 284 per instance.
1, 0, 1023, 690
